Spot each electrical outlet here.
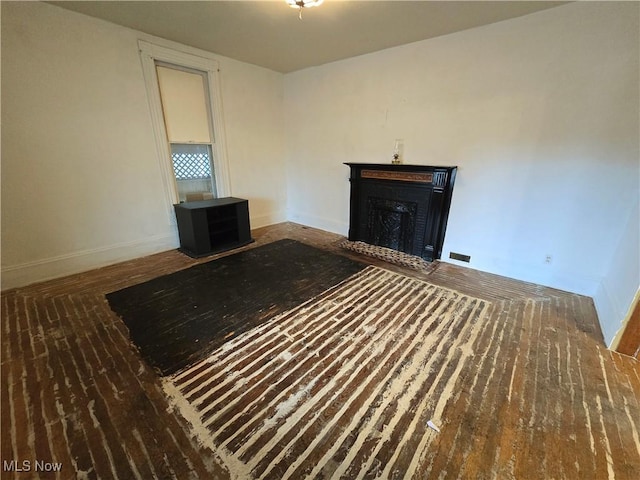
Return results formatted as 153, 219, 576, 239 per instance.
545, 255, 552, 264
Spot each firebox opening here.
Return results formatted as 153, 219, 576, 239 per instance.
367, 197, 417, 254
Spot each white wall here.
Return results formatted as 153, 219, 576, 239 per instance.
1, 1, 286, 289
3, 1, 638, 345
284, 1, 639, 344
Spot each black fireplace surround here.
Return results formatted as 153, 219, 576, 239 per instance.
345, 163, 457, 261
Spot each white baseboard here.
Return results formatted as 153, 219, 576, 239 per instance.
1, 209, 287, 291
593, 278, 624, 348
595, 274, 640, 349
1, 233, 178, 290
250, 211, 288, 230
609, 288, 640, 351
286, 210, 348, 236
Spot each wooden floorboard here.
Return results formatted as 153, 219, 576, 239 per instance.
1, 222, 639, 479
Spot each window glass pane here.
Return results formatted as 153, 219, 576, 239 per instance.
171, 144, 217, 202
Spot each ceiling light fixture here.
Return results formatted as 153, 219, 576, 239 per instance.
286, 0, 324, 20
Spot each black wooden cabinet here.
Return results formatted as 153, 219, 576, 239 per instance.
173, 197, 253, 258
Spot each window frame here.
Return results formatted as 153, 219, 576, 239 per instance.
138, 40, 231, 216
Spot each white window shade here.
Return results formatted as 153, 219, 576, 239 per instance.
156, 65, 211, 143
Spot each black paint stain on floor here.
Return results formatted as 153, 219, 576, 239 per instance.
107, 239, 366, 376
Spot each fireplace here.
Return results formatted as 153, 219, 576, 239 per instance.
345, 163, 457, 261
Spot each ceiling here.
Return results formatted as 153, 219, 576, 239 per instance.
49, 1, 569, 73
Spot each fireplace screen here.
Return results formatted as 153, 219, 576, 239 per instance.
367, 197, 417, 253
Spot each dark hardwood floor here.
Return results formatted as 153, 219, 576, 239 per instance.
2, 222, 638, 479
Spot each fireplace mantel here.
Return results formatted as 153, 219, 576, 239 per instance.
345, 163, 457, 261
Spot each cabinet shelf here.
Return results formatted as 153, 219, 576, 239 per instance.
174, 197, 254, 258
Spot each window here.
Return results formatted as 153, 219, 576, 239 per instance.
155, 63, 217, 202
139, 41, 231, 210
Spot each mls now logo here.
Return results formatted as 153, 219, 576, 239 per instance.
3, 460, 63, 472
